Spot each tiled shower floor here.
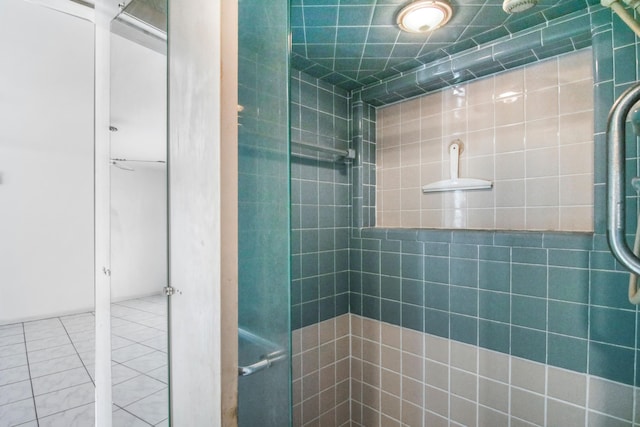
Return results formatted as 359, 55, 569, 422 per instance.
0, 295, 168, 427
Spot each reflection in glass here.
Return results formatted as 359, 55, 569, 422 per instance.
109, 0, 169, 424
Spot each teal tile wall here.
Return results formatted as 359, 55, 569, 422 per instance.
350, 230, 640, 385
291, 71, 351, 329
346, 8, 640, 387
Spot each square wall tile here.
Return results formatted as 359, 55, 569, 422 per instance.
526, 87, 559, 121
376, 49, 593, 232
547, 399, 585, 426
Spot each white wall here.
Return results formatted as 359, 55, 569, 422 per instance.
110, 164, 167, 301
0, 0, 95, 323
110, 33, 167, 162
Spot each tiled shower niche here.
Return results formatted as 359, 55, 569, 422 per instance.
376, 48, 594, 232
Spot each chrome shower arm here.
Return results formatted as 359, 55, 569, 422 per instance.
607, 82, 640, 275
601, 0, 640, 38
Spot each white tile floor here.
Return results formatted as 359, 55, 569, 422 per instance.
0, 295, 168, 427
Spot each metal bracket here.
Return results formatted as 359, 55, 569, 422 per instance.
163, 286, 179, 296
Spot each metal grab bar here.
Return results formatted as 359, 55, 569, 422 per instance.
607, 82, 640, 276
238, 350, 287, 377
629, 179, 640, 304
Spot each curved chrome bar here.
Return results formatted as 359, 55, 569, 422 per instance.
607, 82, 640, 275
238, 350, 287, 377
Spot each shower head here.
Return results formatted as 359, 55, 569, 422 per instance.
502, 0, 538, 13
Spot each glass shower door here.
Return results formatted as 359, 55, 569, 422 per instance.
237, 0, 291, 425
109, 2, 169, 424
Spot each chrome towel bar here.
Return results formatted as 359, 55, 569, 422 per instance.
238, 350, 287, 377
238, 328, 287, 377
292, 140, 355, 160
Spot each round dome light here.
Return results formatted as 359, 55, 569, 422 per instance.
397, 0, 453, 33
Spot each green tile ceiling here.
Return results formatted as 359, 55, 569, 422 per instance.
291, 0, 599, 90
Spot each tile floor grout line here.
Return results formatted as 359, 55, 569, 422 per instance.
30, 364, 87, 382
114, 404, 156, 426
112, 360, 168, 385
21, 322, 40, 427
0, 396, 35, 410
0, 335, 28, 350
35, 381, 96, 402
111, 375, 168, 422
111, 338, 168, 356
59, 315, 96, 388
27, 352, 88, 379
36, 401, 95, 424
0, 376, 27, 390
31, 378, 94, 398
111, 317, 168, 334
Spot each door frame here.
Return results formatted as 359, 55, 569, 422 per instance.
166, 0, 239, 424
94, 1, 116, 425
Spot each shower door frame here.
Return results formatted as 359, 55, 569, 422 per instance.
166, 0, 239, 424
94, 0, 115, 425
93, 0, 240, 423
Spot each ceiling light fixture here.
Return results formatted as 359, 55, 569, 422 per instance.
397, 0, 453, 33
